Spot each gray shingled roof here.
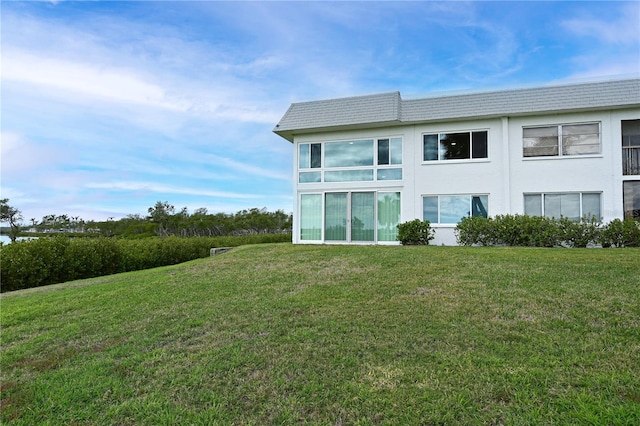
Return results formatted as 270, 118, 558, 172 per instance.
274, 78, 640, 142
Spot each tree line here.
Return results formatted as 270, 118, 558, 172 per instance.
0, 199, 292, 241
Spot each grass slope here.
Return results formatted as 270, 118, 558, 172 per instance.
1, 244, 639, 425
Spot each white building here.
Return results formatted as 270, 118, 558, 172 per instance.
274, 79, 640, 245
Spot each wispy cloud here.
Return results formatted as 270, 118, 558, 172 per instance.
4, 50, 188, 111
84, 181, 261, 199
562, 3, 640, 44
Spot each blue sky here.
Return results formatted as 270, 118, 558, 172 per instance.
2, 1, 639, 223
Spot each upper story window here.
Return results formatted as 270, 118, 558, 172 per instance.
299, 143, 321, 169
523, 122, 600, 158
298, 137, 402, 183
423, 131, 488, 162
325, 140, 373, 167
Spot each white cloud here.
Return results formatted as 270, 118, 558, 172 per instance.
84, 181, 261, 199
201, 154, 290, 181
3, 50, 189, 112
562, 3, 640, 45
0, 131, 66, 178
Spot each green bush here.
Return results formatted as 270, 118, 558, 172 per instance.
456, 215, 640, 248
558, 216, 601, 248
397, 219, 434, 245
0, 234, 291, 292
455, 216, 495, 246
599, 218, 640, 248
456, 215, 562, 247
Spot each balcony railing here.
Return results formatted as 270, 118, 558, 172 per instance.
623, 146, 640, 175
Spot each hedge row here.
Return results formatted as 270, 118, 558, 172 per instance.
0, 234, 290, 292
455, 215, 640, 248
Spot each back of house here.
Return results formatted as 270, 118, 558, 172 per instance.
274, 78, 640, 245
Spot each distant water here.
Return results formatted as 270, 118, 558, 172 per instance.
0, 235, 38, 244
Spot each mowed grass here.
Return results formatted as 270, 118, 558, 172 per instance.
1, 244, 639, 425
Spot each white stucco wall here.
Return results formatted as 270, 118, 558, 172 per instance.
291, 107, 640, 245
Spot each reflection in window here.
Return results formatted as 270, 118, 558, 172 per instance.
299, 143, 322, 168
324, 170, 374, 182
423, 131, 488, 161
440, 133, 470, 160
299, 172, 321, 183
378, 137, 402, 165
377, 168, 402, 181
325, 193, 347, 241
300, 194, 322, 240
523, 123, 600, 157
523, 126, 558, 157
299, 137, 402, 183
623, 181, 640, 219
378, 192, 401, 241
524, 192, 601, 220
351, 192, 375, 241
325, 140, 373, 167
423, 195, 488, 224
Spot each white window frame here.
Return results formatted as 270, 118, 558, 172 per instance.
422, 194, 489, 225
422, 130, 489, 163
523, 122, 601, 158
298, 190, 402, 243
297, 137, 403, 184
523, 192, 602, 221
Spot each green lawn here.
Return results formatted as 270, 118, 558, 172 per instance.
1, 244, 639, 425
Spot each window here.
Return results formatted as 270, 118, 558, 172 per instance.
298, 137, 403, 183
325, 193, 348, 241
622, 120, 640, 175
299, 143, 321, 168
378, 192, 401, 241
623, 181, 640, 219
423, 131, 488, 161
423, 194, 488, 224
325, 140, 373, 167
351, 192, 375, 241
300, 194, 322, 240
378, 138, 402, 165
523, 123, 600, 157
299, 191, 401, 242
523, 192, 601, 221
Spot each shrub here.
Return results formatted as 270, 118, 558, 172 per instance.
456, 215, 563, 247
397, 219, 434, 245
599, 218, 640, 248
0, 234, 291, 292
558, 216, 601, 248
455, 216, 495, 246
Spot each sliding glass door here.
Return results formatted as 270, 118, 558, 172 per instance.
351, 192, 375, 241
325, 193, 348, 241
300, 191, 400, 243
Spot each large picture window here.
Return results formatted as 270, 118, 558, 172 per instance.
523, 123, 600, 157
298, 137, 402, 183
423, 131, 488, 162
523, 192, 601, 221
423, 194, 488, 224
